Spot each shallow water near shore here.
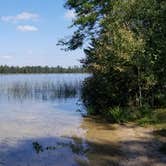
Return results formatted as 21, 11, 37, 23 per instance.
0, 74, 85, 165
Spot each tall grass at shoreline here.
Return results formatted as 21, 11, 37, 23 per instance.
0, 80, 82, 101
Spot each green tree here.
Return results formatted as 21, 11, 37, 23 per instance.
60, 0, 166, 113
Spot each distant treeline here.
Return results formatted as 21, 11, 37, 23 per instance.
0, 65, 87, 73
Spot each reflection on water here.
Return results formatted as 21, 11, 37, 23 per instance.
0, 74, 85, 101
0, 74, 89, 166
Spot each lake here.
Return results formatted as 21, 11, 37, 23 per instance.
0, 74, 115, 166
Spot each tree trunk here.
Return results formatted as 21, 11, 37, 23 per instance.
138, 66, 142, 107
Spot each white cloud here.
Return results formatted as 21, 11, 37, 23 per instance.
64, 10, 76, 20
1, 12, 39, 23
17, 25, 38, 32
0, 55, 12, 59
27, 49, 33, 55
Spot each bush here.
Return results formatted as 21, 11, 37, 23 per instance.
87, 106, 96, 115
85, 98, 166, 125
137, 117, 156, 126
103, 107, 131, 123
154, 109, 166, 124
137, 108, 166, 126
82, 72, 133, 115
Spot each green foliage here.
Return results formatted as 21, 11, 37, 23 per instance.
87, 105, 96, 115
0, 65, 87, 74
137, 117, 156, 126
86, 106, 166, 125
137, 108, 166, 126
104, 107, 129, 123
154, 109, 166, 124
61, 0, 166, 120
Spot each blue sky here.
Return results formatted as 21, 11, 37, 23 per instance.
0, 0, 84, 67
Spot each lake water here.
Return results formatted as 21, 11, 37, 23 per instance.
0, 74, 115, 166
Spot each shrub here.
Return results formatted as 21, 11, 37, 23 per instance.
87, 106, 96, 115
103, 107, 130, 123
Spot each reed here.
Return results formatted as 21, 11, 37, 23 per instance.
1, 80, 82, 101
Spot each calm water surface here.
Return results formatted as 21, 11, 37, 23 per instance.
0, 74, 88, 166
0, 74, 115, 166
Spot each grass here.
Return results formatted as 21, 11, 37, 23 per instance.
5, 80, 82, 100
137, 108, 166, 126
103, 107, 130, 123
86, 105, 166, 126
